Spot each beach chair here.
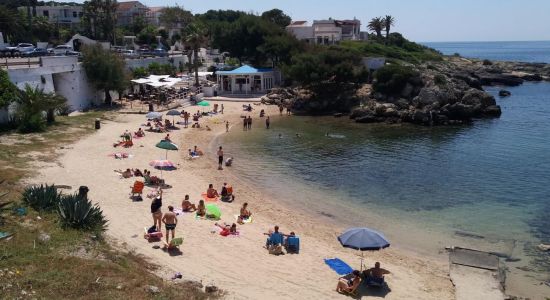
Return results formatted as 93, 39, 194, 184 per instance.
130, 181, 144, 200
163, 237, 183, 250
285, 236, 300, 254
267, 232, 285, 255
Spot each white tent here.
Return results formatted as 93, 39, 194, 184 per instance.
131, 75, 182, 88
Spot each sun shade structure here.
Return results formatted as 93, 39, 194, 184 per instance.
166, 109, 181, 124
131, 75, 182, 88
338, 227, 390, 251
146, 112, 163, 119
156, 140, 178, 159
206, 204, 221, 220
215, 65, 276, 95
197, 101, 210, 106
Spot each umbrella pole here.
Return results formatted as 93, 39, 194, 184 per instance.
360, 251, 364, 271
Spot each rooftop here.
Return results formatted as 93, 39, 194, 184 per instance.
117, 1, 146, 11
216, 65, 273, 75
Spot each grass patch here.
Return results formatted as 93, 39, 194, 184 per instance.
0, 110, 217, 299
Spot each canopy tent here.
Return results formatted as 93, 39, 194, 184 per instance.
131, 75, 182, 88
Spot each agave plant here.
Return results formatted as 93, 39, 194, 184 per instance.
57, 194, 107, 232
22, 184, 62, 211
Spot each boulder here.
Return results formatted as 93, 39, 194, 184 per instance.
396, 98, 410, 109
521, 74, 543, 81
445, 103, 474, 120
498, 90, 511, 97
478, 74, 523, 86
482, 105, 502, 117
461, 89, 496, 107
147, 285, 160, 294
205, 285, 219, 293
355, 114, 379, 123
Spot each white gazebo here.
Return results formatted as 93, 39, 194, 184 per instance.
215, 65, 276, 95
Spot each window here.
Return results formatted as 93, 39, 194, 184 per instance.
317, 36, 322, 44
73, 11, 77, 18
79, 12, 83, 17
43, 10, 49, 17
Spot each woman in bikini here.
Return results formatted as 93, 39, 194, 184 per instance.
215, 223, 238, 236
237, 202, 252, 224
206, 184, 219, 199
197, 199, 206, 217
336, 270, 361, 294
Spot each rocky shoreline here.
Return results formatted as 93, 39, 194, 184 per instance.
262, 57, 550, 125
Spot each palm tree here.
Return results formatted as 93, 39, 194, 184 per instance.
183, 22, 207, 87
383, 15, 395, 40
17, 84, 67, 127
367, 17, 384, 38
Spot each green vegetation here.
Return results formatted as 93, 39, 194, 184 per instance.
131, 62, 177, 78
0, 69, 19, 108
183, 21, 208, 86
57, 193, 108, 232
81, 0, 117, 43
373, 64, 420, 95
82, 44, 128, 105
22, 184, 61, 211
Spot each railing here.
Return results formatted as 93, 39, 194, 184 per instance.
0, 57, 40, 69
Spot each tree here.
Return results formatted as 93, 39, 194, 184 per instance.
16, 84, 67, 132
367, 17, 384, 38
159, 6, 193, 32
261, 9, 291, 28
383, 15, 395, 40
0, 69, 19, 109
81, 0, 118, 42
183, 21, 207, 87
82, 44, 127, 105
137, 25, 157, 45
259, 34, 302, 67
0, 5, 25, 42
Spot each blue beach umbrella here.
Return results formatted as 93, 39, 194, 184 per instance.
146, 111, 163, 120
338, 227, 390, 270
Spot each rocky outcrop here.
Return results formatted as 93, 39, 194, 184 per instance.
499, 90, 511, 97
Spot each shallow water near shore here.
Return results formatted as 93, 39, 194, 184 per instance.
220, 82, 550, 297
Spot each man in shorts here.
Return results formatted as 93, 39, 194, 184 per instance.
162, 206, 178, 244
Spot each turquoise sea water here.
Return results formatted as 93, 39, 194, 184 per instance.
423, 41, 550, 63
220, 44, 550, 297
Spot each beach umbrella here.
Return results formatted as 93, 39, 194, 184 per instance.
155, 140, 178, 159
338, 227, 390, 270
197, 100, 210, 107
205, 203, 221, 220
146, 111, 163, 120
149, 159, 175, 179
166, 109, 181, 124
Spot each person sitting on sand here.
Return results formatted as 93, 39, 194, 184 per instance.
363, 262, 390, 284
146, 121, 152, 127
133, 168, 144, 177
197, 200, 206, 217
164, 134, 172, 142
188, 149, 197, 158
181, 195, 197, 212
214, 222, 238, 236
220, 182, 235, 202
165, 119, 172, 128
336, 270, 361, 294
162, 206, 177, 244
193, 146, 204, 156
237, 202, 252, 224
135, 128, 145, 137
206, 125, 211, 131
115, 168, 133, 178
206, 184, 219, 199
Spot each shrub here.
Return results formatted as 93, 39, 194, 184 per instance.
434, 74, 447, 86
373, 65, 420, 95
18, 114, 46, 133
22, 184, 62, 211
57, 194, 107, 232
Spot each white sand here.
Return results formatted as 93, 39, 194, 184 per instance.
31, 102, 454, 299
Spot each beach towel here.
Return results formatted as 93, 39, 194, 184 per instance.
324, 258, 354, 275
235, 215, 253, 223
108, 152, 132, 159
201, 193, 218, 202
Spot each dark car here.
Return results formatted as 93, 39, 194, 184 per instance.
20, 48, 49, 57
152, 48, 168, 57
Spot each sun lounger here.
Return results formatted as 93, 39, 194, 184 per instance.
163, 237, 183, 250
130, 181, 144, 200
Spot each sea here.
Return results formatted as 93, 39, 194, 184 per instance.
219, 41, 550, 298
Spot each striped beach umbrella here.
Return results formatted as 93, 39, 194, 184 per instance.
149, 159, 175, 179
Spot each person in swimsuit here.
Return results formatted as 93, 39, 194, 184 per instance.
193, 145, 204, 156
336, 270, 361, 294
182, 195, 197, 212
265, 116, 270, 129
150, 191, 163, 231
115, 168, 133, 178
363, 262, 391, 284
243, 117, 247, 131
162, 205, 177, 243
217, 146, 224, 170
207, 184, 219, 198
197, 199, 206, 217
237, 202, 252, 224
226, 121, 229, 133
215, 222, 238, 236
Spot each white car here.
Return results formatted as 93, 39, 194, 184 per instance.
50, 45, 73, 55
16, 43, 35, 52
121, 49, 138, 58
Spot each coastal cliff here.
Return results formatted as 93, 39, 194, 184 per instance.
263, 56, 550, 125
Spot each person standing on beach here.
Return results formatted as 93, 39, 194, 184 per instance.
221, 104, 224, 114
279, 104, 284, 116
217, 146, 224, 170
243, 117, 247, 131
150, 190, 163, 231
286, 106, 291, 116
266, 116, 270, 129
183, 112, 189, 128
226, 121, 229, 133
162, 205, 177, 243
247, 116, 252, 130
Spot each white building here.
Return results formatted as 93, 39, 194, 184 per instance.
216, 65, 277, 95
286, 18, 367, 45
18, 5, 83, 28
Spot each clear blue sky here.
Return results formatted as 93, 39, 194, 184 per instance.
65, 0, 550, 42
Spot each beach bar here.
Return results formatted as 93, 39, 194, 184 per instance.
215, 65, 276, 95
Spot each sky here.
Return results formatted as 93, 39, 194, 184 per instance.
63, 0, 550, 42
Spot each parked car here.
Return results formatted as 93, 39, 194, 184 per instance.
138, 46, 153, 57
50, 44, 73, 55
20, 48, 49, 57
152, 48, 168, 57
65, 50, 81, 57
15, 43, 35, 53
111, 46, 123, 53
121, 49, 138, 59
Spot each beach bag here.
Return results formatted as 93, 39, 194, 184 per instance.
147, 225, 157, 233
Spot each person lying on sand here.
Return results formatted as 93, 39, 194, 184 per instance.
114, 168, 132, 178
363, 262, 390, 283
206, 184, 219, 198
133, 168, 144, 177
214, 222, 238, 236
336, 270, 361, 294
181, 195, 197, 212
197, 200, 206, 217
237, 202, 251, 224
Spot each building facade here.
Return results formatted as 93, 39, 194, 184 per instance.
116, 1, 149, 26
18, 5, 83, 27
216, 65, 277, 95
287, 18, 367, 45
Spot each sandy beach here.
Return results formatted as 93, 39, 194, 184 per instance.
29, 101, 454, 299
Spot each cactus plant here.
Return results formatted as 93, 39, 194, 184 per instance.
22, 184, 62, 211
57, 194, 107, 232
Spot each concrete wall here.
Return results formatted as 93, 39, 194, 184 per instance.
126, 55, 187, 70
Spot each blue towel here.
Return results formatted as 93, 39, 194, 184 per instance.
324, 258, 354, 275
